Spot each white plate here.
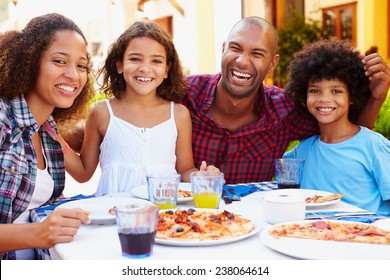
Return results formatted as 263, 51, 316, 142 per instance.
154, 209, 260, 246
275, 189, 342, 207
261, 220, 390, 260
57, 196, 153, 224
131, 182, 192, 203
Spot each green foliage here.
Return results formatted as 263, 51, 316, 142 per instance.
286, 140, 299, 152
374, 91, 390, 140
88, 91, 106, 107
274, 13, 328, 86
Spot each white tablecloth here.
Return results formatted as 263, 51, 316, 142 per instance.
49, 190, 361, 260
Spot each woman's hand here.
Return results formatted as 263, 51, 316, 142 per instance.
35, 208, 90, 248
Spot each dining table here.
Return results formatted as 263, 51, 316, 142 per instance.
29, 181, 390, 261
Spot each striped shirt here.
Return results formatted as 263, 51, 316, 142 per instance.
182, 74, 318, 184
0, 95, 65, 259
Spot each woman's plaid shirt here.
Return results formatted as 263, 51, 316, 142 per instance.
183, 74, 318, 184
0, 96, 65, 259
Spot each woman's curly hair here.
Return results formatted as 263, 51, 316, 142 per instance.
285, 38, 371, 123
0, 13, 95, 124
97, 20, 186, 102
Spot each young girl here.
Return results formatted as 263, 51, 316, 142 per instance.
284, 38, 390, 212
61, 21, 218, 196
0, 13, 93, 260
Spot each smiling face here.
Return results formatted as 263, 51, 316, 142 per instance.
219, 20, 279, 99
116, 36, 169, 97
27, 30, 88, 121
306, 78, 351, 126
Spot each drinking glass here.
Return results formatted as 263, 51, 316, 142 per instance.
115, 204, 159, 258
274, 159, 305, 189
146, 172, 181, 210
190, 171, 224, 208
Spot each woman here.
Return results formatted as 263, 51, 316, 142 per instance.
0, 13, 93, 259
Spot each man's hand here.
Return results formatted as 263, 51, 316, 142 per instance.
199, 160, 220, 172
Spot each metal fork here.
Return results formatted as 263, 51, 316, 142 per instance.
228, 188, 241, 201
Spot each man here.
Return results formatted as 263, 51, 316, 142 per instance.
181, 17, 389, 183
63, 17, 389, 184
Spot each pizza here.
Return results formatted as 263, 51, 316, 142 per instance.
305, 193, 344, 204
108, 207, 115, 215
178, 189, 191, 198
156, 208, 255, 240
270, 220, 390, 245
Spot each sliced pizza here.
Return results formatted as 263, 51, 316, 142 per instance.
305, 193, 344, 204
270, 220, 390, 245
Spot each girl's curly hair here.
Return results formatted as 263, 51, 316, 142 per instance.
98, 20, 186, 102
285, 38, 371, 123
0, 13, 95, 124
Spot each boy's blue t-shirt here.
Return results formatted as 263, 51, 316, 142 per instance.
284, 127, 390, 212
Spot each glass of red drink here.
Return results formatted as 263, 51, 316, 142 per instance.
274, 159, 305, 189
115, 204, 159, 258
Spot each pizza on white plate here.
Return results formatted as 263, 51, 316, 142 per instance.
270, 220, 390, 245
305, 193, 344, 204
156, 208, 255, 241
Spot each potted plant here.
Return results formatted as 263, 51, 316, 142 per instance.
274, 13, 328, 87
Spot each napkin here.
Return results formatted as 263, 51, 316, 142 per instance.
30, 194, 94, 223
305, 211, 390, 223
222, 181, 278, 200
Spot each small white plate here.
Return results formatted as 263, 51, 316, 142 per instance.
302, 189, 343, 207
131, 182, 192, 203
274, 189, 342, 207
57, 196, 153, 224
261, 220, 390, 259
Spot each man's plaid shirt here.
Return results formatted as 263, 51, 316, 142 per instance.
0, 95, 66, 259
183, 74, 318, 184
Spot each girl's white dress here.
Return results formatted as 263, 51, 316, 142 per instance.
95, 100, 178, 196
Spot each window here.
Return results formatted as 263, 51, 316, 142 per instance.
322, 3, 356, 45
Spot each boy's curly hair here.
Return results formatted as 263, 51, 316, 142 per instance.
285, 38, 371, 123
98, 20, 186, 102
0, 13, 95, 124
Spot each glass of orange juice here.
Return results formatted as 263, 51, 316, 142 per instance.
190, 171, 224, 208
146, 172, 181, 210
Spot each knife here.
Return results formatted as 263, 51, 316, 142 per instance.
222, 190, 232, 204
305, 211, 376, 220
